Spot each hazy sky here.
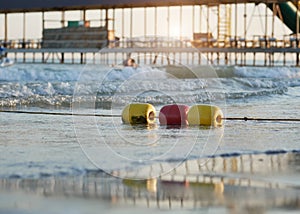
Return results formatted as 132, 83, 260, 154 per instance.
0, 3, 292, 41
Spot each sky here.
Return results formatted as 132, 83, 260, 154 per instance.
0, 3, 292, 41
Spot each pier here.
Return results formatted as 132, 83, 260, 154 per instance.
1, 0, 300, 66
5, 45, 300, 67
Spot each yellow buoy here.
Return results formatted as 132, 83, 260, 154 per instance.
122, 103, 156, 125
187, 104, 223, 127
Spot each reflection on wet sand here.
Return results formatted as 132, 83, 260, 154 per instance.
1, 152, 300, 213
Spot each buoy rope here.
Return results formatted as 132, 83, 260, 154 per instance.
0, 109, 121, 117
1, 109, 300, 122
223, 117, 300, 122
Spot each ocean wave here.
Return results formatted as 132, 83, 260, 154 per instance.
0, 82, 74, 98
0, 95, 73, 107
225, 87, 288, 100
0, 64, 298, 107
234, 66, 300, 78
0, 64, 82, 82
0, 81, 289, 108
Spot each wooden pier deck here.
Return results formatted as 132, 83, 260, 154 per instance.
5, 42, 300, 67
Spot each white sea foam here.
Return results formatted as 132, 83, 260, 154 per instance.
0, 64, 299, 107
234, 66, 300, 78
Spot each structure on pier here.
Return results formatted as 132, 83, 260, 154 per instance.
1, 0, 300, 66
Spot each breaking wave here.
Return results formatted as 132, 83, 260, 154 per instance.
0, 64, 299, 107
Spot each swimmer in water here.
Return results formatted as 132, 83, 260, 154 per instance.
123, 58, 137, 68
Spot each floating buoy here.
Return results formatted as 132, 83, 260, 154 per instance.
122, 103, 156, 125
187, 104, 223, 127
159, 104, 189, 125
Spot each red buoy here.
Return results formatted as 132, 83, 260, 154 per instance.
159, 104, 189, 126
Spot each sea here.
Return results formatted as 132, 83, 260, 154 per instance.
0, 61, 300, 213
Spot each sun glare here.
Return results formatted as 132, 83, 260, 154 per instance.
169, 25, 181, 38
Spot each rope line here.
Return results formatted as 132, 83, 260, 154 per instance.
0, 110, 121, 117
223, 117, 300, 122
1, 110, 300, 122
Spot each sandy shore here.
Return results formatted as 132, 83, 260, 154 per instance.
1, 151, 300, 214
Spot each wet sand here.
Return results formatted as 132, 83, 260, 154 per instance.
1, 151, 300, 214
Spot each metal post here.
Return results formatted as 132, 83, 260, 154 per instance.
61, 53, 64, 63
265, 2, 268, 65
155, 7, 157, 39
61, 10, 65, 28
42, 11, 45, 31
122, 8, 124, 40
100, 9, 102, 26
130, 8, 133, 40
232, 3, 237, 61
235, 2, 238, 46
272, 3, 275, 39
112, 9, 115, 34
23, 12, 26, 49
105, 9, 109, 29
217, 6, 220, 41
105, 9, 109, 47
4, 13, 8, 46
167, 7, 170, 40
244, 3, 247, 45
180, 5, 183, 41
297, 1, 300, 65
82, 9, 86, 22
265, 1, 268, 39
192, 5, 195, 34
297, 0, 299, 36
200, 6, 203, 33
207, 6, 209, 43
144, 7, 147, 38
80, 52, 83, 64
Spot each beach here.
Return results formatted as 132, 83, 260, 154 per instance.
0, 63, 300, 213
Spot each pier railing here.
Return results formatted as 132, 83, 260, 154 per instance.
1, 35, 300, 50
0, 39, 42, 49
0, 37, 192, 49
2, 35, 300, 66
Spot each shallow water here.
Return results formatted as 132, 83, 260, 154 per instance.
0, 63, 300, 213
